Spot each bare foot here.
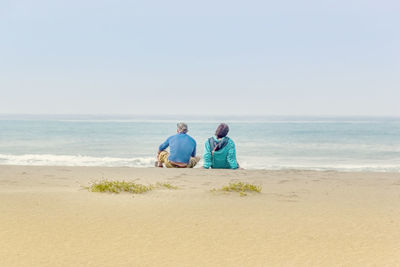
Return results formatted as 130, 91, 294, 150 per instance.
154, 161, 163, 168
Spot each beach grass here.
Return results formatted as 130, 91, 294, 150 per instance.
156, 182, 179, 190
87, 180, 178, 194
211, 182, 262, 196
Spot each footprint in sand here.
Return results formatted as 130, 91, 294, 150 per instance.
275, 192, 300, 202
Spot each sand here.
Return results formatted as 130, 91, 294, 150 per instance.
1, 165, 400, 266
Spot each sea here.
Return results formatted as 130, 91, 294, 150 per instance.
1, 115, 399, 172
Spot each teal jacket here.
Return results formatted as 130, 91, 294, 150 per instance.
203, 136, 238, 169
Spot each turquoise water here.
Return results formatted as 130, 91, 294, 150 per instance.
1, 115, 399, 171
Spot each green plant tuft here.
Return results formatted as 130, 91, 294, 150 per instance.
211, 182, 261, 196
87, 180, 178, 194
156, 182, 179, 190
88, 180, 153, 194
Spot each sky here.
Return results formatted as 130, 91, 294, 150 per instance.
1, 0, 399, 116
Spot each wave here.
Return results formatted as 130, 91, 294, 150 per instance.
238, 142, 400, 153
238, 156, 400, 172
0, 154, 155, 167
0, 154, 399, 172
239, 162, 400, 172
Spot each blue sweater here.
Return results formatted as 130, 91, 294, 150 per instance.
203, 136, 238, 169
159, 133, 196, 164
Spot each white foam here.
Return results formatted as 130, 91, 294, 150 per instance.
1, 154, 399, 172
0, 154, 155, 167
238, 158, 400, 172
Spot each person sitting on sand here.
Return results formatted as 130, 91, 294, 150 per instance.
156, 122, 200, 168
203, 123, 239, 169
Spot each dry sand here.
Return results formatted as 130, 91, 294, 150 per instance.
1, 165, 400, 266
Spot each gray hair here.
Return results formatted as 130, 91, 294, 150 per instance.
177, 122, 188, 133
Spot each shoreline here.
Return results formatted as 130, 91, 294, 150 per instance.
1, 163, 399, 174
1, 165, 400, 266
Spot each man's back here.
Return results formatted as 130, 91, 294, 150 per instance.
159, 133, 196, 164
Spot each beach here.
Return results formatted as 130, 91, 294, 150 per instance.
1, 165, 400, 266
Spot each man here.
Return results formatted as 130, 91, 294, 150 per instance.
156, 122, 200, 168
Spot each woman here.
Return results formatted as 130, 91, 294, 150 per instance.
203, 123, 239, 169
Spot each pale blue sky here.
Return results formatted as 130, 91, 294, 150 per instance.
1, 0, 399, 116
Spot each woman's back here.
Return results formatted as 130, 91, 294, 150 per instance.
203, 135, 238, 169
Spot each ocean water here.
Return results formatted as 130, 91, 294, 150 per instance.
1, 115, 399, 172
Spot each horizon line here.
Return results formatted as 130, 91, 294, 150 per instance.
1, 113, 400, 119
